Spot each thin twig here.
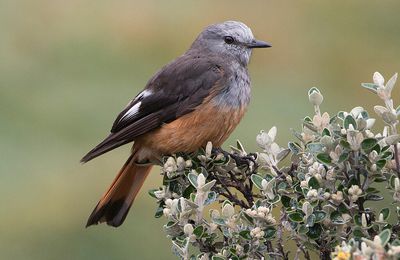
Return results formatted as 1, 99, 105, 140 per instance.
394, 144, 400, 177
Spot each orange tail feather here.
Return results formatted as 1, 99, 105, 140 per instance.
86, 155, 152, 227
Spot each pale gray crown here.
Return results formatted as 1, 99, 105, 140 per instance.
191, 21, 258, 66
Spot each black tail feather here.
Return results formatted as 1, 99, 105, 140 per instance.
81, 135, 129, 163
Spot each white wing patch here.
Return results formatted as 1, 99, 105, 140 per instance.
119, 89, 152, 123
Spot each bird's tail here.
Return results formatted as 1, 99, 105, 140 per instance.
86, 154, 152, 227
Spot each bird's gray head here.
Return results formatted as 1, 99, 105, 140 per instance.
190, 21, 271, 66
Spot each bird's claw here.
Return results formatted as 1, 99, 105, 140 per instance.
211, 148, 257, 167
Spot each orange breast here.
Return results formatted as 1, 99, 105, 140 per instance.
135, 101, 246, 158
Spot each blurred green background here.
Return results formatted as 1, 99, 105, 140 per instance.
1, 0, 400, 259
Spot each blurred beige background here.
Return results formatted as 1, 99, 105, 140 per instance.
1, 1, 400, 259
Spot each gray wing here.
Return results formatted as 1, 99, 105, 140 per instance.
81, 54, 226, 163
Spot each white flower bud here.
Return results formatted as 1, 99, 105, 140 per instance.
371, 164, 377, 172
258, 206, 269, 214
163, 208, 171, 216
366, 118, 376, 129
185, 159, 192, 168
306, 189, 318, 201
183, 223, 194, 235
300, 180, 308, 188
309, 90, 324, 106
373, 72, 385, 87
164, 157, 177, 173
373, 235, 382, 246
365, 130, 374, 138
395, 178, 400, 191
176, 157, 185, 171
302, 201, 313, 217
197, 174, 206, 188
209, 223, 218, 232
256, 130, 271, 148
165, 198, 173, 207
286, 175, 293, 185
379, 213, 384, 222
348, 185, 362, 196
222, 203, 235, 218
205, 141, 212, 157
261, 179, 268, 190
210, 209, 220, 219
154, 189, 166, 199
361, 213, 368, 228
257, 212, 265, 218
341, 128, 347, 135
331, 191, 344, 203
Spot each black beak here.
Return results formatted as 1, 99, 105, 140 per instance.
247, 39, 272, 48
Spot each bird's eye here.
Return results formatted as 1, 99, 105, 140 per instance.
224, 36, 235, 44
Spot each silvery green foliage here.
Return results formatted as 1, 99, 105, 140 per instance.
150, 72, 400, 260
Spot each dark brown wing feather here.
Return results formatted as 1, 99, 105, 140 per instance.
81, 53, 227, 163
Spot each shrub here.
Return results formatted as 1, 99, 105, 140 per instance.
149, 72, 400, 260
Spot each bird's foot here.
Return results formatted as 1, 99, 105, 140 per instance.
212, 148, 257, 167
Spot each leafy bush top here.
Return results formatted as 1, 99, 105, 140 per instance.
149, 72, 400, 260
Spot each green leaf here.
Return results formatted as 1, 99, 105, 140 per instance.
308, 87, 321, 95
392, 239, 400, 246
353, 227, 364, 238
361, 138, 378, 151
213, 218, 225, 225
281, 195, 291, 208
183, 185, 196, 199
379, 229, 391, 246
308, 176, 320, 189
251, 174, 264, 190
288, 212, 304, 222
193, 226, 204, 238
338, 152, 349, 163
307, 143, 324, 154
307, 224, 322, 240
239, 230, 252, 240
222, 200, 233, 207
390, 174, 397, 189
306, 214, 316, 227
288, 142, 301, 155
365, 194, 384, 201
314, 211, 327, 223
212, 256, 225, 260
340, 140, 351, 149
241, 212, 254, 225
354, 214, 362, 226
154, 205, 164, 218
322, 128, 331, 136
381, 150, 393, 159
344, 115, 357, 130
330, 211, 345, 224
298, 225, 309, 234
236, 140, 245, 152
337, 111, 346, 120
276, 148, 290, 162
380, 208, 390, 221
361, 83, 378, 93
264, 227, 276, 239
365, 187, 379, 194
316, 153, 331, 164
376, 159, 387, 169
188, 171, 198, 187
204, 191, 217, 205
201, 180, 217, 192
148, 189, 158, 199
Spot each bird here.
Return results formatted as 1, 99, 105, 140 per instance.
82, 21, 271, 227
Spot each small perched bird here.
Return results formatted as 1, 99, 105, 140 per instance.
82, 21, 271, 227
